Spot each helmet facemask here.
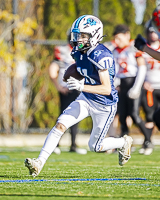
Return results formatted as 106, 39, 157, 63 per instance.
71, 32, 91, 52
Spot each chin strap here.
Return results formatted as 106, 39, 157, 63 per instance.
79, 45, 90, 52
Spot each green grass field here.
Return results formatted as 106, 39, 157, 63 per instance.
0, 146, 160, 200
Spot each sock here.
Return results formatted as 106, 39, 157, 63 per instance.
145, 127, 153, 143
38, 127, 64, 166
101, 137, 125, 151
137, 121, 150, 142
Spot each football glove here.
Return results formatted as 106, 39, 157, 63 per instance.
67, 76, 84, 92
134, 34, 147, 51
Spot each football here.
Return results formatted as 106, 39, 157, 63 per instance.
63, 63, 84, 81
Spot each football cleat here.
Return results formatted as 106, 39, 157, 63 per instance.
139, 147, 145, 154
139, 141, 153, 155
53, 147, 61, 155
24, 158, 42, 177
70, 146, 87, 154
139, 142, 146, 154
144, 147, 153, 155
118, 135, 133, 166
144, 141, 153, 156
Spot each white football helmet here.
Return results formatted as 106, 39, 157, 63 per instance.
70, 15, 103, 51
145, 20, 155, 34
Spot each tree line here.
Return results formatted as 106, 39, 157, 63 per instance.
0, 0, 157, 131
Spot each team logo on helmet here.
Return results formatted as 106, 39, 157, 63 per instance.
84, 18, 97, 27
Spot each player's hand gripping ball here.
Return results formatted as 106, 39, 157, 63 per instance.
63, 63, 84, 82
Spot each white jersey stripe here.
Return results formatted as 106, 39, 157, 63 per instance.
87, 57, 103, 70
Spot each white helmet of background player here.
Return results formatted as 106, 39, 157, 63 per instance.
151, 5, 160, 38
70, 15, 103, 51
145, 20, 156, 35
145, 20, 159, 44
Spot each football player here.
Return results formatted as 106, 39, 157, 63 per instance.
112, 24, 150, 149
135, 21, 160, 155
24, 15, 133, 177
134, 5, 160, 133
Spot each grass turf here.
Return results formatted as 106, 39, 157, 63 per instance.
0, 146, 160, 200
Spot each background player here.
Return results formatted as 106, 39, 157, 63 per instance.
24, 15, 133, 177
49, 31, 87, 154
112, 24, 151, 147
135, 21, 160, 155
134, 5, 160, 131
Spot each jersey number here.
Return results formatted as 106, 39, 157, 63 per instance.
119, 61, 128, 73
77, 67, 96, 84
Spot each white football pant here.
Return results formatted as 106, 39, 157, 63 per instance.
58, 93, 118, 152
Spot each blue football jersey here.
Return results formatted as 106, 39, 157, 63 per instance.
71, 43, 118, 105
